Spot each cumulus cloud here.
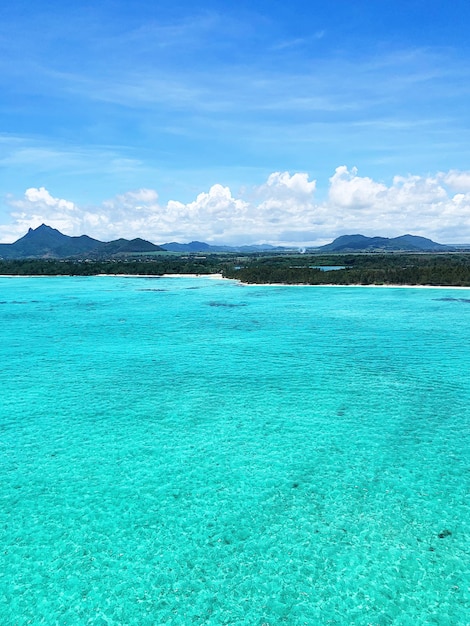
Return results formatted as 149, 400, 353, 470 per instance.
2, 168, 470, 245
441, 170, 470, 192
263, 171, 316, 197
2, 187, 83, 240
24, 187, 76, 209
328, 166, 387, 209
322, 167, 470, 242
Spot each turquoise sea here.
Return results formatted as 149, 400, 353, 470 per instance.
0, 276, 469, 625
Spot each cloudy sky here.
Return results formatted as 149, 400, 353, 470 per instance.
1, 0, 470, 245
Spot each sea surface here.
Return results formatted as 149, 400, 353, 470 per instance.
0, 276, 469, 625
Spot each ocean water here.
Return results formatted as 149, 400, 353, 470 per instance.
0, 276, 469, 626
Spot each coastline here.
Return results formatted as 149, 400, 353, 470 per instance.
234, 281, 470, 289
1, 272, 470, 288
161, 273, 224, 279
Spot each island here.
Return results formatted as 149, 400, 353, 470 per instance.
1, 225, 470, 286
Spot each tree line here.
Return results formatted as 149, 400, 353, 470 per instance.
2, 253, 470, 286
222, 253, 470, 286
0, 257, 225, 276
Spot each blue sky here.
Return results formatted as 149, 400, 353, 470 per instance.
1, 0, 470, 244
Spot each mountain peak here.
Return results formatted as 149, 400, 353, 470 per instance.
0, 224, 164, 259
34, 223, 57, 231
318, 233, 450, 252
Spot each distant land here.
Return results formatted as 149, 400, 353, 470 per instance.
2, 225, 470, 285
0, 224, 466, 259
0, 225, 287, 259
0, 224, 165, 259
160, 241, 285, 253
316, 234, 451, 252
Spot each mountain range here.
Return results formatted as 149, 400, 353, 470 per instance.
316, 233, 451, 252
0, 224, 461, 259
0, 225, 164, 259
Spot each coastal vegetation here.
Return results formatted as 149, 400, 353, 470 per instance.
0, 257, 222, 276
222, 253, 470, 286
2, 253, 470, 285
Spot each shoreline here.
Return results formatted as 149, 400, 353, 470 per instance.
234, 281, 470, 289
1, 272, 470, 289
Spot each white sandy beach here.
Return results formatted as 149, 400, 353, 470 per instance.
1, 273, 470, 289
234, 281, 470, 289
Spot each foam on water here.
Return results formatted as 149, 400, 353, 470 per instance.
0, 276, 469, 624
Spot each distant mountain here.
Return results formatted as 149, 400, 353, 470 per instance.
160, 241, 285, 253
3, 224, 103, 257
160, 241, 214, 252
317, 234, 451, 252
160, 234, 455, 254
98, 237, 163, 256
0, 224, 164, 259
0, 225, 458, 259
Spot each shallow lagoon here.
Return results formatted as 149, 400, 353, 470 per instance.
1, 276, 469, 624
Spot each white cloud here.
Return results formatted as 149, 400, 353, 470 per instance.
2, 187, 83, 239
24, 187, 76, 210
328, 166, 387, 209
441, 170, 470, 192
322, 167, 470, 243
264, 171, 316, 197
2, 167, 470, 245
